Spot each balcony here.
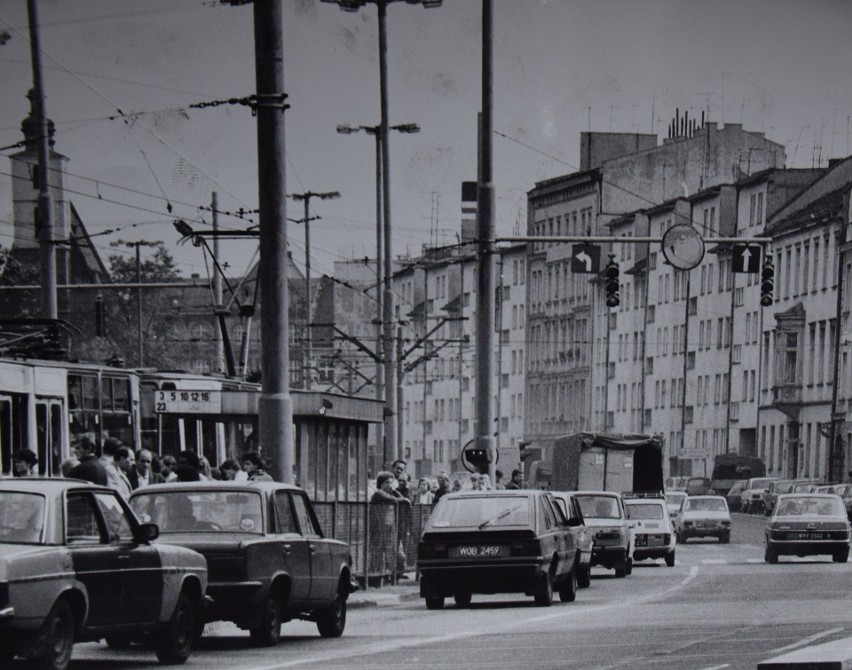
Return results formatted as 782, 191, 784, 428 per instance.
772, 383, 802, 420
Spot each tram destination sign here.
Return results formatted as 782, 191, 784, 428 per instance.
154, 389, 223, 414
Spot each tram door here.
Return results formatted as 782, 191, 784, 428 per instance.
0, 394, 27, 475
34, 399, 64, 476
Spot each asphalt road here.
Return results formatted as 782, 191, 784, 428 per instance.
34, 512, 852, 670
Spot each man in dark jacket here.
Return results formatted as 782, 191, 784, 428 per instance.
432, 471, 452, 504
505, 469, 523, 490
68, 436, 108, 485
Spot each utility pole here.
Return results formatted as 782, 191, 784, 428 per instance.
212, 192, 224, 372
111, 239, 161, 367
27, 0, 57, 319
253, 0, 293, 483
476, 0, 497, 484
291, 190, 340, 390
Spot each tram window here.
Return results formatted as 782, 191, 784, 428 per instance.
35, 403, 48, 475
201, 419, 218, 467
80, 375, 99, 410
103, 377, 130, 413
0, 397, 13, 474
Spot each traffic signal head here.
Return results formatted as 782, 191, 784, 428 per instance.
760, 258, 774, 307
604, 256, 620, 308
462, 446, 490, 474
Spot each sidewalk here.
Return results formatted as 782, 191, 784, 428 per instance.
348, 572, 421, 609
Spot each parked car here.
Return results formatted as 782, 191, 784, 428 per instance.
664, 491, 687, 518
130, 481, 354, 645
726, 480, 748, 512
740, 477, 778, 513
551, 491, 594, 587
572, 491, 633, 577
623, 496, 676, 567
765, 493, 851, 563
0, 479, 208, 670
763, 480, 796, 517
674, 495, 732, 543
417, 490, 581, 608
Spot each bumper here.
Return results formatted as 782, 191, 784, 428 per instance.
590, 545, 627, 568
419, 561, 549, 597
633, 546, 674, 560
767, 540, 850, 556
680, 526, 729, 539
0, 606, 14, 620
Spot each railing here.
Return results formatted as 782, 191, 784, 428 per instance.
314, 501, 434, 588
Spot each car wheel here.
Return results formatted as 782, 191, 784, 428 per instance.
105, 633, 134, 649
425, 596, 444, 610
558, 569, 577, 603
765, 546, 779, 564
453, 590, 472, 607
30, 599, 74, 670
665, 549, 675, 567
625, 556, 633, 576
614, 551, 628, 578
316, 585, 347, 638
534, 570, 554, 606
833, 548, 849, 563
676, 531, 685, 544
250, 589, 282, 647
577, 564, 591, 589
155, 591, 195, 665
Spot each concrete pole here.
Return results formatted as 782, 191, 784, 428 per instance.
254, 0, 293, 484
373, 129, 385, 462
476, 0, 497, 484
212, 192, 224, 373
135, 243, 143, 366
27, 0, 57, 319
303, 195, 312, 390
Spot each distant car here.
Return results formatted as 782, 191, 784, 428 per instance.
741, 477, 778, 513
624, 497, 676, 567
0, 479, 208, 670
551, 491, 594, 587
664, 491, 687, 518
417, 490, 582, 608
765, 493, 851, 564
726, 480, 748, 512
763, 480, 796, 516
665, 476, 689, 492
674, 495, 732, 543
685, 477, 712, 496
572, 491, 633, 577
130, 481, 354, 645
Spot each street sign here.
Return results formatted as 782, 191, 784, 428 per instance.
571, 244, 601, 274
732, 244, 761, 274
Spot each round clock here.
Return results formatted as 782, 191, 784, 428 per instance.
662, 224, 705, 271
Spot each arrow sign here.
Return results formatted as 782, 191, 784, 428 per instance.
733, 244, 761, 274
571, 244, 601, 274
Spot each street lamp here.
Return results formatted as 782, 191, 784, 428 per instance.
336, 122, 420, 447
290, 191, 340, 390
110, 239, 162, 367
324, 0, 440, 468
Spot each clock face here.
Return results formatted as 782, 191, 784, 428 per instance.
662, 224, 705, 271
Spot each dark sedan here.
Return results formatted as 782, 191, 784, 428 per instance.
0, 479, 208, 670
764, 493, 851, 563
417, 490, 582, 609
130, 481, 354, 646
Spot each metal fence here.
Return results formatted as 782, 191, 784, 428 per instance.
314, 500, 434, 587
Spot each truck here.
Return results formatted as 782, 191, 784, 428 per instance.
525, 432, 665, 494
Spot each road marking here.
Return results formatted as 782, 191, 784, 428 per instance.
766, 627, 846, 655
701, 559, 727, 564
698, 665, 730, 670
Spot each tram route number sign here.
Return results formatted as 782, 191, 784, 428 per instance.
154, 390, 222, 414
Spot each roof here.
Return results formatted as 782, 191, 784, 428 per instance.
129, 480, 303, 495
0, 477, 109, 494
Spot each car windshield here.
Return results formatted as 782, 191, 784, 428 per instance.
625, 503, 664, 520
130, 489, 265, 534
749, 478, 773, 489
0, 492, 46, 544
429, 496, 531, 528
776, 496, 846, 517
685, 498, 727, 512
575, 495, 621, 520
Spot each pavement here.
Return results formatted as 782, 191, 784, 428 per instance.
348, 572, 421, 609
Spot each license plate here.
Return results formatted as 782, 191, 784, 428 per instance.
792, 531, 828, 540
697, 522, 718, 529
635, 535, 647, 547
450, 544, 508, 558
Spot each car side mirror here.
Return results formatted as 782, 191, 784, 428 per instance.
136, 522, 160, 543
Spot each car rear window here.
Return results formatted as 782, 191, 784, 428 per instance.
777, 496, 845, 517
625, 503, 664, 520
575, 495, 621, 519
685, 498, 727, 512
131, 490, 265, 533
0, 492, 45, 544
429, 496, 531, 528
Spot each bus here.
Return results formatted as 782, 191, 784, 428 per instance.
709, 454, 766, 497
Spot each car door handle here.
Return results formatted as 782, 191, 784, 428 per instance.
309, 545, 316, 554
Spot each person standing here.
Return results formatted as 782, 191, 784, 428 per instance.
135, 449, 165, 487
107, 446, 135, 499
370, 471, 405, 579
505, 469, 523, 490
68, 436, 108, 486
241, 452, 273, 481
12, 449, 38, 477
416, 478, 434, 504
432, 472, 451, 504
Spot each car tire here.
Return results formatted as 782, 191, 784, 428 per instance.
557, 569, 577, 603
614, 552, 628, 578
155, 591, 195, 665
425, 596, 444, 610
765, 546, 779, 564
30, 598, 74, 670
625, 556, 633, 576
453, 590, 472, 607
833, 548, 849, 563
665, 550, 675, 567
316, 584, 347, 638
250, 589, 282, 647
577, 564, 591, 589
534, 570, 553, 606
676, 531, 686, 544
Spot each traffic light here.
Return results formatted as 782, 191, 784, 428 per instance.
463, 447, 489, 474
760, 256, 774, 307
604, 255, 620, 307
95, 294, 106, 337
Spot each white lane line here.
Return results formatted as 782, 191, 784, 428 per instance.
766, 627, 846, 655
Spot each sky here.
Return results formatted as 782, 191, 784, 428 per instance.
1, 0, 852, 284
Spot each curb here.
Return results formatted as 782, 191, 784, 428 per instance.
348, 590, 420, 609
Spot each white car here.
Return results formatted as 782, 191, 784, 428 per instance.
674, 495, 732, 543
572, 491, 634, 578
664, 491, 687, 519
624, 496, 676, 567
